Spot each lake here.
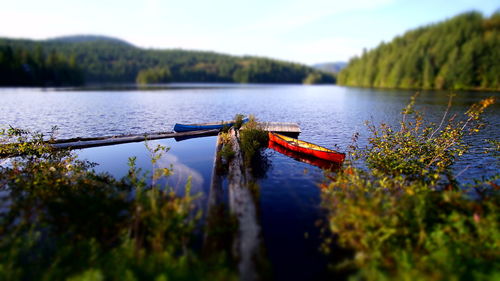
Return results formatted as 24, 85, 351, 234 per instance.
1, 84, 498, 179
1, 84, 498, 280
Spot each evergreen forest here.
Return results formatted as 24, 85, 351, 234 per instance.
338, 11, 500, 91
0, 36, 334, 86
0, 45, 83, 86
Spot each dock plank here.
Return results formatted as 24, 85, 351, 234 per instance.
51, 129, 219, 149
245, 122, 301, 134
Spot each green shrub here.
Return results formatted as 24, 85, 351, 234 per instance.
239, 115, 268, 166
322, 96, 499, 280
233, 114, 246, 130
0, 128, 237, 281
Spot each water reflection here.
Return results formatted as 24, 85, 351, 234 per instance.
268, 140, 342, 171
76, 136, 217, 198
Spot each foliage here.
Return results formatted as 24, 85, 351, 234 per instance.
0, 37, 332, 85
302, 72, 335, 84
136, 67, 172, 84
321, 96, 499, 280
338, 11, 500, 90
323, 172, 500, 281
0, 126, 57, 158
0, 45, 83, 86
0, 128, 237, 281
239, 115, 269, 166
217, 131, 236, 174
364, 95, 495, 187
233, 114, 246, 130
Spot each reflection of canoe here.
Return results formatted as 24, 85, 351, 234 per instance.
174, 118, 249, 132
268, 141, 341, 170
268, 132, 345, 162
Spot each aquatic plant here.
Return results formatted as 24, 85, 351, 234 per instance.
321, 95, 499, 280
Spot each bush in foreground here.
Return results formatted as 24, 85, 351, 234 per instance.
322, 96, 499, 280
0, 128, 237, 281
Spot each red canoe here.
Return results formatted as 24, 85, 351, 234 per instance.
268, 132, 345, 163
268, 140, 342, 170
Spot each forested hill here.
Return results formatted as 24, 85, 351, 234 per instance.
0, 36, 334, 86
312, 62, 347, 74
48, 35, 134, 46
338, 11, 500, 91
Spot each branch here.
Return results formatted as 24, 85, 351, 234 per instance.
429, 94, 453, 139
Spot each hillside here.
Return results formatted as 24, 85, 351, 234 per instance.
0, 36, 334, 86
337, 11, 500, 91
312, 62, 347, 74
47, 35, 134, 47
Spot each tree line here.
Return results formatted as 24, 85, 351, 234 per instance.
0, 45, 83, 86
338, 11, 500, 91
0, 36, 334, 86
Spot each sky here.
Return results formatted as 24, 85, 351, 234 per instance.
0, 0, 498, 65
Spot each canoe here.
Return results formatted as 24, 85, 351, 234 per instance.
268, 140, 341, 170
174, 118, 249, 132
268, 132, 345, 162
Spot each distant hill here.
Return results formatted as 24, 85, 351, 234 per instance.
0, 35, 335, 86
312, 62, 347, 74
47, 35, 134, 47
338, 11, 500, 91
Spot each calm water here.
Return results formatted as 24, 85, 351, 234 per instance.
1, 84, 498, 179
1, 84, 499, 280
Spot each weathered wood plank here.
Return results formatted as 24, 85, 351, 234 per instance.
251, 122, 301, 133
51, 129, 219, 149
227, 128, 261, 281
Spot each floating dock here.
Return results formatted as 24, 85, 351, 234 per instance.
49, 122, 301, 150
243, 122, 301, 137
259, 122, 301, 133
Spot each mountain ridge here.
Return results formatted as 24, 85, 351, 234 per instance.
46, 35, 134, 47
312, 62, 347, 74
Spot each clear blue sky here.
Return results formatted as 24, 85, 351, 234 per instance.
0, 0, 498, 64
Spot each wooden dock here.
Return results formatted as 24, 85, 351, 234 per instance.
244, 122, 301, 136
15, 121, 301, 151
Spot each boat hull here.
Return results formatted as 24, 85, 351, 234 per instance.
268, 141, 341, 170
268, 132, 345, 162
